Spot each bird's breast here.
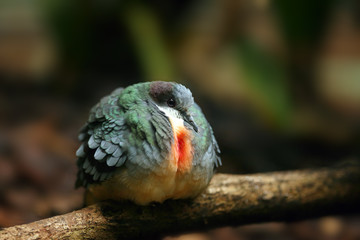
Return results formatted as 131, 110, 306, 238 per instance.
85, 110, 204, 205
168, 117, 193, 173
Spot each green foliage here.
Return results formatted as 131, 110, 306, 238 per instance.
237, 39, 292, 129
122, 4, 176, 80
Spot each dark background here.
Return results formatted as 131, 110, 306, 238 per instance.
0, 0, 360, 239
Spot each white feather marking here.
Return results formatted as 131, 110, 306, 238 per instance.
157, 106, 184, 128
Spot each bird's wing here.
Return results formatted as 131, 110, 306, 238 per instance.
191, 103, 221, 168
75, 87, 128, 187
208, 124, 222, 168
75, 88, 173, 187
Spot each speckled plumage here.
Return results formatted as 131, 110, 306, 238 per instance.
75, 81, 221, 205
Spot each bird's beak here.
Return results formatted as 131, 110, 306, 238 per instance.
183, 113, 198, 132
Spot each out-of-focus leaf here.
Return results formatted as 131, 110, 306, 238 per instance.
237, 39, 292, 129
122, 4, 176, 80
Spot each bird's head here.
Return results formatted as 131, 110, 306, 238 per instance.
149, 81, 198, 132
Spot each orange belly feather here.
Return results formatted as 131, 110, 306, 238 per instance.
170, 120, 193, 173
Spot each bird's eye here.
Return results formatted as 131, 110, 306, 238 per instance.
167, 98, 176, 107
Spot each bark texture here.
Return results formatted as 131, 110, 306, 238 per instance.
1, 162, 360, 240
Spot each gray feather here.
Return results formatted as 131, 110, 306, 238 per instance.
112, 148, 122, 158
78, 133, 87, 141
95, 107, 103, 119
100, 140, 111, 149
93, 171, 100, 181
111, 136, 121, 144
88, 113, 96, 122
82, 158, 90, 169
90, 166, 97, 175
88, 135, 99, 149
115, 155, 127, 167
85, 165, 93, 174
105, 144, 117, 154
107, 156, 119, 167
94, 148, 107, 160
115, 119, 124, 126
76, 144, 86, 157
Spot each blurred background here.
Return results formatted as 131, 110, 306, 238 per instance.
0, 0, 360, 239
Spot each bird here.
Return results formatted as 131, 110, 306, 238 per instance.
75, 81, 221, 205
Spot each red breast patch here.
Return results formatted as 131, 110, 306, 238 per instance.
170, 120, 193, 173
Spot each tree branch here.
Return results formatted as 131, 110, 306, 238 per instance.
1, 162, 360, 240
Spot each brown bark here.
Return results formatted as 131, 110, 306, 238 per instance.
1, 162, 360, 240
